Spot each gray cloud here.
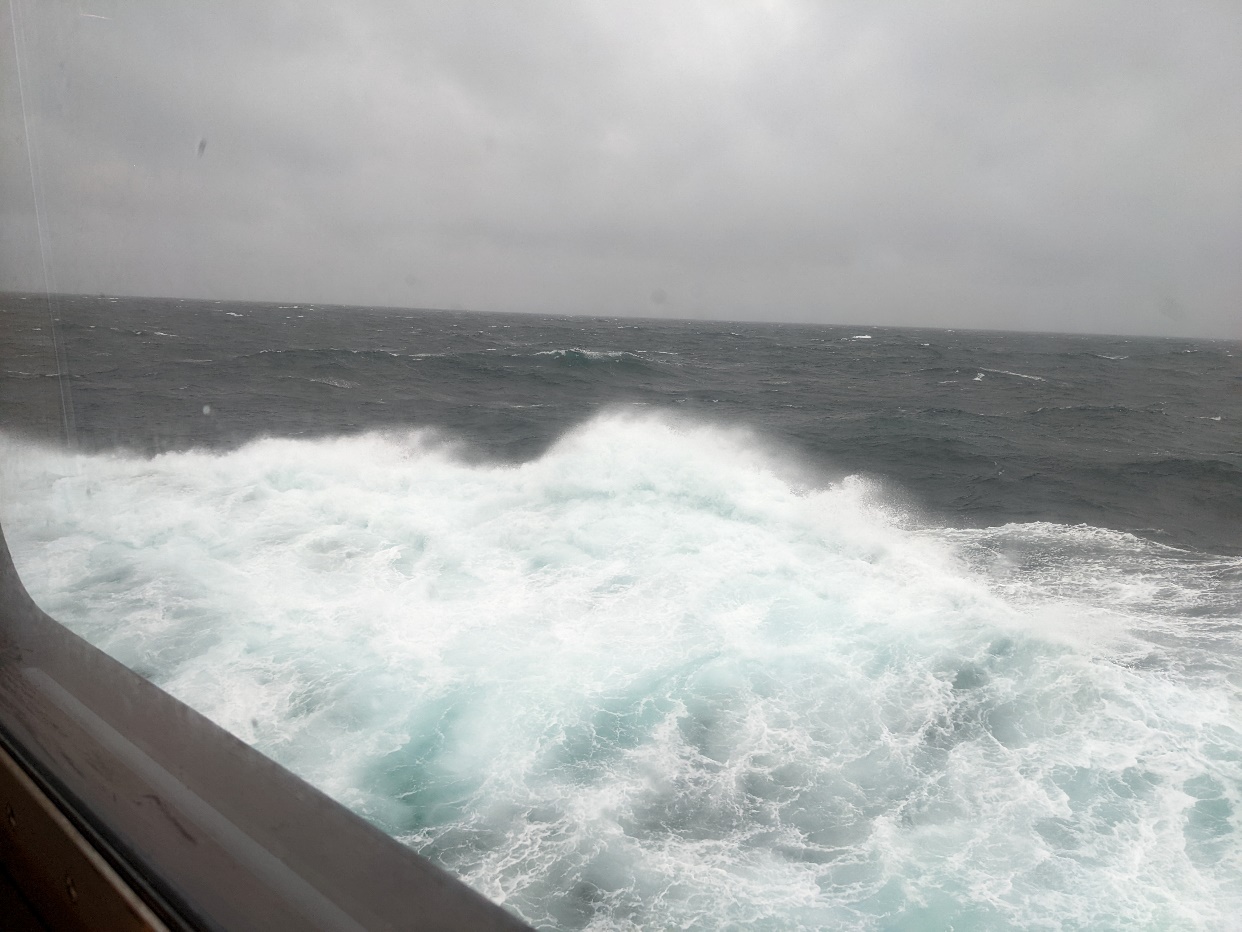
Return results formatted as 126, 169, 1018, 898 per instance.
3, 0, 1239, 336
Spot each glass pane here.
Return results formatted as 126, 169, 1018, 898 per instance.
3, 4, 1240, 929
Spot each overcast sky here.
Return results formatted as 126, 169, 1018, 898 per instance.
3, 1, 1239, 337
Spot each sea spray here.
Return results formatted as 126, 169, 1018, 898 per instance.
2, 415, 1239, 930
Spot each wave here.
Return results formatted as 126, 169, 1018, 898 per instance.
249, 347, 407, 359
1029, 404, 1135, 414
239, 346, 665, 370
532, 348, 652, 366
978, 367, 1045, 382
1, 417, 1238, 929
1023, 403, 1182, 422
1093, 456, 1242, 484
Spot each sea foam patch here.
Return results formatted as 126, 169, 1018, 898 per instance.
2, 416, 1239, 930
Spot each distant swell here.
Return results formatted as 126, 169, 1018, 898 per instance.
532, 347, 654, 367
978, 367, 1045, 381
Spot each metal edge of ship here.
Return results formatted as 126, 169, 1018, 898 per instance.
0, 519, 532, 931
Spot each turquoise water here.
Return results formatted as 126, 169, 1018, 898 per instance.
4, 414, 1239, 930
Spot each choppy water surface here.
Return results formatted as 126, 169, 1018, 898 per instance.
2, 295, 1240, 930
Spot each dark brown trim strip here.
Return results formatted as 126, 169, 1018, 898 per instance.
0, 740, 167, 931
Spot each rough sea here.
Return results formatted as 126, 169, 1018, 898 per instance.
2, 293, 1240, 931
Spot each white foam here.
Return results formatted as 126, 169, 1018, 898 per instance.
532, 348, 639, 361
979, 368, 1045, 382
1, 418, 1238, 929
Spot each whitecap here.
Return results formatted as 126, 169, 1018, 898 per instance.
979, 367, 1044, 382
2, 419, 1237, 929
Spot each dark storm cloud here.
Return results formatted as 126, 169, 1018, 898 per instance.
2, 0, 1239, 336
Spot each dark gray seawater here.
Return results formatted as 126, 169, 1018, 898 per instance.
6, 293, 1240, 552
3, 293, 1241, 930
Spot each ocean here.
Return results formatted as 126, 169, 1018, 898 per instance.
2, 293, 1240, 930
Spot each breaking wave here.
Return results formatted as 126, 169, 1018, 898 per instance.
1, 416, 1239, 930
